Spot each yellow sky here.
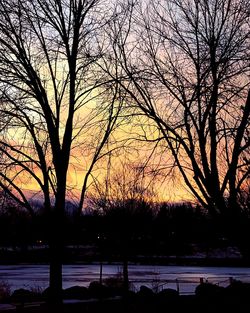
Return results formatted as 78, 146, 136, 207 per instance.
4, 62, 196, 207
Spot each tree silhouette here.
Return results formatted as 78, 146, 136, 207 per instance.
103, 0, 250, 251
88, 162, 154, 291
0, 0, 120, 302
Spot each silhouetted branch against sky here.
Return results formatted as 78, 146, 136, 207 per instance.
102, 0, 250, 216
0, 0, 121, 207
0, 0, 123, 301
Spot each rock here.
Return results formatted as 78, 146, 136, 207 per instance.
137, 285, 155, 300
63, 286, 90, 300
157, 288, 179, 302
11, 289, 41, 302
88, 281, 113, 298
41, 287, 50, 300
226, 280, 250, 297
195, 283, 224, 297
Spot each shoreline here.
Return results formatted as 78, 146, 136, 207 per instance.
0, 257, 248, 267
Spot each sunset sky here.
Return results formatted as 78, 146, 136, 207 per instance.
0, 0, 248, 216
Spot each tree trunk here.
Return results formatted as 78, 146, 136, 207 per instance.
49, 239, 63, 303
47, 186, 65, 304
48, 211, 64, 304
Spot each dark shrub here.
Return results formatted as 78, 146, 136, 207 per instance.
0, 281, 11, 303
123, 290, 137, 301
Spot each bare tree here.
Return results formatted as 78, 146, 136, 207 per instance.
88, 160, 155, 291
103, 0, 250, 236
0, 0, 120, 302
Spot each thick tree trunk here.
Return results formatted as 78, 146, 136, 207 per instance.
49, 239, 63, 303
48, 211, 64, 304
47, 183, 66, 304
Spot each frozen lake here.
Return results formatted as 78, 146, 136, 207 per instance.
1, 264, 250, 294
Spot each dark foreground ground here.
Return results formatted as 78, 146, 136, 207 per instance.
4, 295, 250, 313
2, 291, 250, 313
2, 280, 250, 313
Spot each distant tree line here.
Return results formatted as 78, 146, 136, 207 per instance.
0, 199, 237, 258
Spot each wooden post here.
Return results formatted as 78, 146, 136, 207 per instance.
176, 279, 180, 294
99, 260, 103, 285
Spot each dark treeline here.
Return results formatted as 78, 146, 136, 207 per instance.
0, 200, 241, 264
